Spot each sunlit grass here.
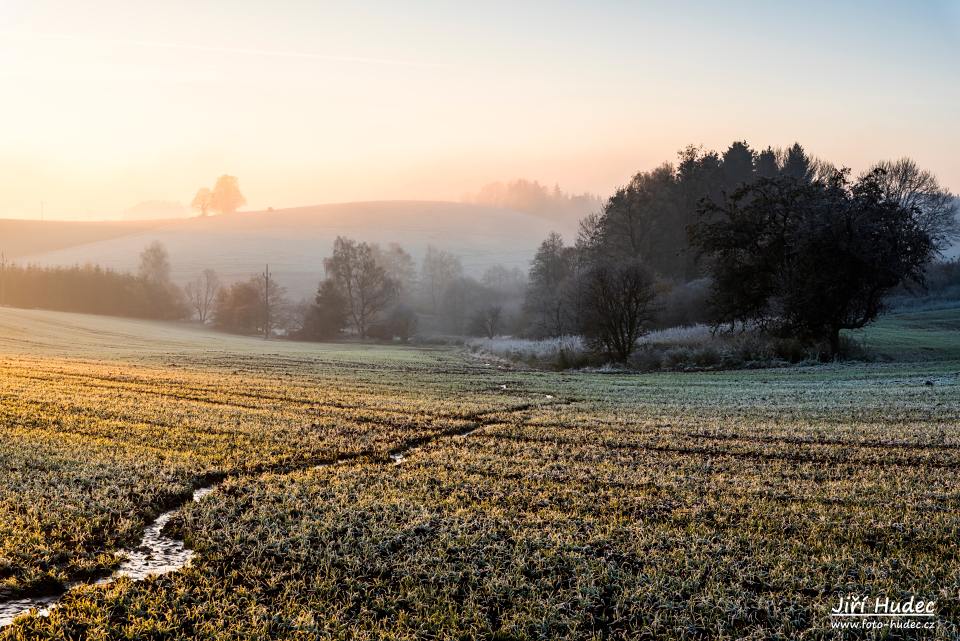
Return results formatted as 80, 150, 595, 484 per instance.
1, 307, 958, 638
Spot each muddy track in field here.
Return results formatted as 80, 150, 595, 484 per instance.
0, 396, 574, 628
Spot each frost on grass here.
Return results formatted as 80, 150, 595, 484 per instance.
2, 308, 959, 639
467, 325, 715, 366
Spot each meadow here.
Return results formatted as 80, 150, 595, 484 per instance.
0, 308, 958, 639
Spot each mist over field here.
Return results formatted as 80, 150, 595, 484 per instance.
11, 200, 571, 298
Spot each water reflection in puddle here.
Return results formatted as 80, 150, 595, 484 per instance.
0, 486, 215, 627
115, 487, 213, 581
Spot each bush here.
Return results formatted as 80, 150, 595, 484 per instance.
472, 324, 850, 372
466, 336, 595, 369
368, 304, 419, 342
654, 278, 713, 328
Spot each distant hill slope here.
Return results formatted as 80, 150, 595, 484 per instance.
16, 201, 573, 298
849, 305, 960, 361
0, 219, 163, 258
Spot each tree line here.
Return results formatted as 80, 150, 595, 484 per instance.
1, 141, 955, 364
523, 141, 957, 360
220, 239, 527, 342
0, 236, 528, 342
0, 242, 185, 319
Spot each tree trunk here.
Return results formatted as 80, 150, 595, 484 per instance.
828, 328, 841, 360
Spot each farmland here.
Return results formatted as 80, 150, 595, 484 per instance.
1, 307, 958, 639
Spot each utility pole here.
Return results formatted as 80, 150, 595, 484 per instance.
263, 264, 270, 339
0, 252, 5, 307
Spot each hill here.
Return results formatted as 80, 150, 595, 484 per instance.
12, 201, 573, 298
0, 219, 163, 259
849, 304, 960, 361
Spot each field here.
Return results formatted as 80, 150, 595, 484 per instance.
851, 305, 960, 361
0, 308, 958, 639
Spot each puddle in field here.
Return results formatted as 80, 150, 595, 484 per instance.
114, 487, 214, 581
0, 486, 216, 627
0, 595, 59, 627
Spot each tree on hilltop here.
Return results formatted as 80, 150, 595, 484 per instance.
210, 175, 246, 215
191, 188, 212, 217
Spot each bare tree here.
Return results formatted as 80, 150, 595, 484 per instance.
481, 264, 526, 297
419, 246, 462, 313
867, 158, 959, 251
324, 237, 397, 338
185, 269, 220, 323
579, 259, 656, 361
472, 305, 502, 339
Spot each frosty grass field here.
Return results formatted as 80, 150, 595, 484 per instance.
0, 307, 958, 639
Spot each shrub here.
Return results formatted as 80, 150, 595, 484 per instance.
368, 304, 418, 342
654, 278, 713, 328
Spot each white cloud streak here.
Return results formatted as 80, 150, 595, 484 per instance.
8, 31, 450, 69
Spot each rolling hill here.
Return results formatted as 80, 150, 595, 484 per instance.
11, 201, 574, 298
0, 219, 164, 259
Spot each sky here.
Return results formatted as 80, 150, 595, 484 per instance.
0, 0, 957, 220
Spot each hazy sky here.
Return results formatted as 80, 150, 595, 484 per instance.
1, 1, 958, 220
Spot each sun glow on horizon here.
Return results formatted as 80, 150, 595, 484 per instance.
0, 0, 957, 220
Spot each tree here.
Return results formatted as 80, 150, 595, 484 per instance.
387, 304, 418, 342
466, 179, 602, 226
594, 165, 678, 269
721, 141, 755, 191
184, 269, 220, 323
0, 263, 188, 320
138, 241, 171, 286
137, 241, 186, 319
324, 237, 397, 338
754, 147, 780, 179
212, 274, 286, 335
524, 232, 575, 336
692, 170, 935, 357
213, 280, 261, 334
368, 303, 418, 342
191, 188, 213, 217
481, 264, 526, 298
471, 305, 503, 339
578, 259, 656, 362
210, 175, 246, 215
674, 146, 724, 279
866, 158, 959, 251
419, 246, 462, 313
301, 279, 348, 340
373, 243, 417, 294
779, 143, 815, 182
